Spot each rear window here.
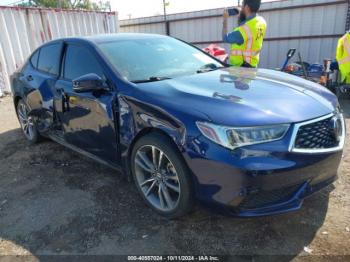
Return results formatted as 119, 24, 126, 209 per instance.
37, 44, 61, 75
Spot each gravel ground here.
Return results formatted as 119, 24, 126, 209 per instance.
0, 95, 349, 261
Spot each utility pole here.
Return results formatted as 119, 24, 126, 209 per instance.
163, 0, 170, 35
163, 0, 167, 22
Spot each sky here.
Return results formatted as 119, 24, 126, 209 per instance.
112, 0, 277, 19
113, 0, 241, 19
0, 0, 277, 19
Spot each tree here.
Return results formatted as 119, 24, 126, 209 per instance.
18, 0, 111, 11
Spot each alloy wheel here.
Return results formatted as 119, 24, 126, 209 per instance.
17, 102, 35, 140
134, 145, 181, 212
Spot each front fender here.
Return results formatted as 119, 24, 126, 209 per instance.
117, 94, 210, 175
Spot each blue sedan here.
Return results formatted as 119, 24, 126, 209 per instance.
10, 33, 345, 218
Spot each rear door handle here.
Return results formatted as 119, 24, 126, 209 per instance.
26, 75, 33, 81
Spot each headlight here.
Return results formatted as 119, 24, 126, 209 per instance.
196, 122, 290, 150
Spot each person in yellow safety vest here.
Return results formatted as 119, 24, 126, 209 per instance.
222, 0, 267, 68
336, 32, 350, 84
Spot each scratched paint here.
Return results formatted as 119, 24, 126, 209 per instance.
0, 6, 118, 93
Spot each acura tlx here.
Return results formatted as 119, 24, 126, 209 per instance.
11, 34, 346, 218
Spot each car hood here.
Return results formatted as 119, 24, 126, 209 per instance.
135, 67, 338, 126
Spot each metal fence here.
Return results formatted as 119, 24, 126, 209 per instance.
0, 6, 118, 95
120, 0, 349, 69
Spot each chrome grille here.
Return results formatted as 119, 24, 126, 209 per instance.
290, 113, 345, 153
294, 117, 338, 149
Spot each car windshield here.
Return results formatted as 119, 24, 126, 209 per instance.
97, 36, 224, 83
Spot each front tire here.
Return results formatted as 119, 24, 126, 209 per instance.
17, 100, 41, 144
131, 133, 194, 219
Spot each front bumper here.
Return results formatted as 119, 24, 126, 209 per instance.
228, 176, 336, 217
184, 122, 343, 217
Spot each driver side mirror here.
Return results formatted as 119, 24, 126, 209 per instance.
72, 73, 106, 93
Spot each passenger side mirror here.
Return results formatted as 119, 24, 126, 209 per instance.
72, 73, 105, 93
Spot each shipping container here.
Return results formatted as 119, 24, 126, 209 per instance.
0, 6, 118, 95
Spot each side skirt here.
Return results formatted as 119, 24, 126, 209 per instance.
48, 134, 123, 173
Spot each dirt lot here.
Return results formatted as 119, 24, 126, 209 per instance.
0, 95, 349, 261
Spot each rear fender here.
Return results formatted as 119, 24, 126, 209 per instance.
20, 78, 57, 134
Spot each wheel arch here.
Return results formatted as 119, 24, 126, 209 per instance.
126, 127, 187, 179
13, 95, 24, 119
14, 95, 22, 109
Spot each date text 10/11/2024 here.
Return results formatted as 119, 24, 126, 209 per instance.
127, 256, 220, 261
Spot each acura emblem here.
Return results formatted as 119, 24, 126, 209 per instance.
329, 116, 342, 142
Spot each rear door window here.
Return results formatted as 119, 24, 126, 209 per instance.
63, 44, 104, 81
37, 43, 62, 75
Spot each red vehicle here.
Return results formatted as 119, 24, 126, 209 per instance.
203, 44, 228, 63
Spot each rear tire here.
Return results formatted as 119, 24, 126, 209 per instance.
17, 99, 41, 144
131, 133, 194, 219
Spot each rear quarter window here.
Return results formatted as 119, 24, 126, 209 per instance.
30, 50, 39, 68
37, 43, 62, 75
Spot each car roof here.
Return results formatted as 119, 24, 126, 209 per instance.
86, 33, 168, 43
43, 33, 169, 46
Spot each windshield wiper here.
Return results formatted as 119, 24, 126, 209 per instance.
132, 76, 172, 83
196, 63, 225, 74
